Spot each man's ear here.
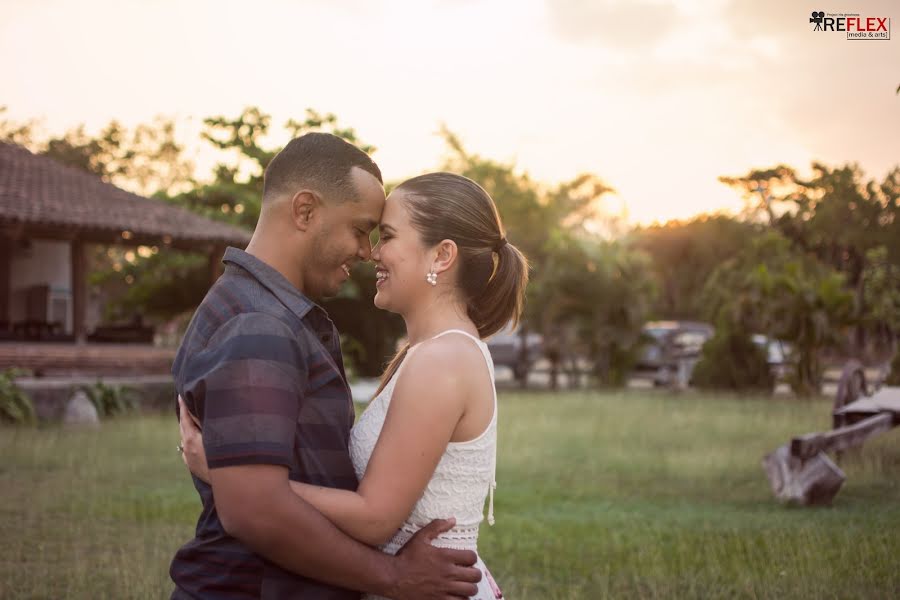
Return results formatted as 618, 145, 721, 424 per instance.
432, 239, 458, 275
290, 190, 320, 232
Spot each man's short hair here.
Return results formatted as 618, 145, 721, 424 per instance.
262, 132, 383, 203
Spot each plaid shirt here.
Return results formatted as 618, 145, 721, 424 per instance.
170, 247, 360, 600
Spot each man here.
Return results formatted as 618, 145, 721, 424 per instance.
171, 133, 481, 599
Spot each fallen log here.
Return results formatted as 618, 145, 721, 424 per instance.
763, 412, 893, 506
762, 445, 845, 506
791, 412, 894, 460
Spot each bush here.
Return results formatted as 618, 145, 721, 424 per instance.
692, 329, 774, 392
885, 350, 900, 386
78, 381, 139, 418
0, 368, 36, 425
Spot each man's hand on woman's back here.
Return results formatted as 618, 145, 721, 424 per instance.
389, 518, 482, 600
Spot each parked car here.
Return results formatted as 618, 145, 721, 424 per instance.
486, 324, 544, 381
634, 321, 715, 386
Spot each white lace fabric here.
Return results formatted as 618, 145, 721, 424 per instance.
348, 329, 498, 554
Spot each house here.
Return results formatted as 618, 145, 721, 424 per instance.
0, 141, 251, 377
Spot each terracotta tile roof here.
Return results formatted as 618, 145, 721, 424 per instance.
0, 142, 251, 247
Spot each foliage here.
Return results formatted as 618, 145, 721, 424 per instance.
322, 265, 406, 377
534, 234, 657, 385
90, 250, 210, 322
439, 127, 617, 263
885, 351, 900, 386
78, 381, 139, 418
860, 246, 900, 343
701, 233, 854, 396
0, 106, 37, 146
630, 215, 761, 320
692, 327, 774, 392
0, 107, 194, 196
0, 368, 35, 425
170, 107, 377, 229
718, 164, 800, 225
788, 164, 900, 274
721, 163, 900, 355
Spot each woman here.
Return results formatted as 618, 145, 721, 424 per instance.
179, 172, 528, 599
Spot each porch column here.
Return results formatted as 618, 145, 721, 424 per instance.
71, 239, 87, 344
0, 235, 10, 324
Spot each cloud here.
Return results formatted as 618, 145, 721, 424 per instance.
546, 0, 682, 49
717, 0, 900, 176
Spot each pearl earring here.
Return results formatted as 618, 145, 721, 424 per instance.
426, 269, 437, 286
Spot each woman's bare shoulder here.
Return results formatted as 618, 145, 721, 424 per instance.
396, 333, 485, 396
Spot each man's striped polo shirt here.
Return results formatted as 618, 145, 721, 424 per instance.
170, 247, 360, 600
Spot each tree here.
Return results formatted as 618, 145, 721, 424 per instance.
719, 164, 799, 226
722, 162, 900, 359
701, 232, 854, 396
692, 329, 774, 393
860, 246, 900, 356
535, 232, 657, 386
631, 215, 760, 320
0, 106, 38, 147
170, 107, 379, 230
0, 108, 194, 197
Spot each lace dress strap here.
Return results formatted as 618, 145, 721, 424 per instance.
428, 328, 498, 526
430, 328, 483, 344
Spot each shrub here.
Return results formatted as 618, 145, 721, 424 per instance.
0, 368, 36, 425
692, 329, 774, 393
885, 350, 900, 386
78, 381, 139, 418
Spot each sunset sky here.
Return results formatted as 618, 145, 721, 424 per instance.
3, 0, 898, 225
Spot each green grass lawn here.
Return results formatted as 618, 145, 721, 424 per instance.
1, 390, 898, 599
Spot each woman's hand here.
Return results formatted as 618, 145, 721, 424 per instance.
178, 396, 211, 484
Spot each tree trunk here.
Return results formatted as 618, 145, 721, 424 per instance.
793, 348, 822, 397
516, 322, 529, 389
549, 357, 559, 390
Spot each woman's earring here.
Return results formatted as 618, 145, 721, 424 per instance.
426, 269, 437, 286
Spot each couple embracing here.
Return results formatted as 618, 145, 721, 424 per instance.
171, 132, 528, 599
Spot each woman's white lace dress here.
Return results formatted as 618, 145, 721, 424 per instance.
349, 330, 501, 600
